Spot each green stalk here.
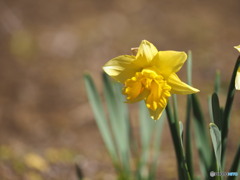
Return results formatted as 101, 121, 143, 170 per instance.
166, 104, 191, 180
172, 94, 179, 123
83, 74, 118, 166
192, 94, 212, 178
185, 95, 193, 179
185, 50, 194, 179
222, 55, 240, 166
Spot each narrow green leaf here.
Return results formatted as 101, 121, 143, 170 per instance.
185, 95, 194, 179
211, 93, 222, 130
209, 123, 222, 171
166, 104, 191, 180
192, 94, 212, 178
139, 101, 153, 151
166, 104, 183, 179
172, 94, 179, 123
83, 74, 117, 161
179, 121, 183, 139
149, 112, 165, 180
102, 73, 130, 171
138, 101, 153, 179
185, 50, 194, 179
227, 144, 240, 180
222, 56, 240, 165
138, 102, 165, 179
208, 95, 214, 123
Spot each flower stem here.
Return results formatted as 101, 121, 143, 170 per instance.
222, 55, 240, 166
166, 104, 191, 180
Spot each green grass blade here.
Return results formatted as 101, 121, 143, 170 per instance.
185, 95, 194, 179
166, 104, 183, 179
227, 144, 240, 180
172, 94, 179, 123
179, 121, 184, 150
148, 112, 165, 180
208, 95, 214, 123
102, 73, 130, 172
166, 104, 191, 180
222, 56, 240, 166
139, 101, 153, 153
138, 102, 165, 179
185, 50, 194, 179
211, 93, 222, 130
192, 94, 212, 178
138, 101, 153, 179
83, 74, 117, 161
113, 82, 131, 171
209, 123, 222, 171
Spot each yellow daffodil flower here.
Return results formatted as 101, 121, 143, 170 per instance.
234, 45, 240, 90
103, 40, 199, 120
234, 45, 240, 52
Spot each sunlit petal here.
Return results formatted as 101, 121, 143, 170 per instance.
103, 55, 141, 83
135, 40, 158, 66
234, 45, 240, 52
168, 73, 199, 94
151, 51, 187, 77
125, 89, 149, 103
147, 105, 165, 120
235, 67, 240, 90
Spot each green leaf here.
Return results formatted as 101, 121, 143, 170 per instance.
139, 101, 153, 151
212, 93, 223, 130
185, 51, 194, 179
227, 144, 240, 180
209, 123, 222, 171
208, 95, 214, 123
179, 121, 184, 153
138, 102, 165, 179
102, 73, 130, 171
179, 121, 183, 139
137, 101, 153, 179
172, 94, 179, 123
149, 113, 165, 180
83, 74, 117, 161
192, 94, 212, 178
166, 104, 191, 180
222, 56, 240, 165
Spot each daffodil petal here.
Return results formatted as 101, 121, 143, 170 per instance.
125, 89, 149, 103
103, 55, 140, 83
151, 51, 187, 77
234, 45, 240, 52
235, 67, 240, 90
147, 105, 165, 120
136, 40, 158, 66
168, 73, 199, 94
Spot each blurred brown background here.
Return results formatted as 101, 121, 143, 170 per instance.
0, 0, 240, 179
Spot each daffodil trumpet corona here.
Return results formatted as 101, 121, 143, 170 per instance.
234, 45, 240, 90
103, 40, 199, 120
